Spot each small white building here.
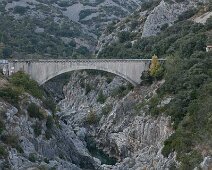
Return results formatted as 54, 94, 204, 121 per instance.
206, 45, 212, 52
2, 67, 7, 75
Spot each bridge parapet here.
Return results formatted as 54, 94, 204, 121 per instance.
8, 59, 165, 62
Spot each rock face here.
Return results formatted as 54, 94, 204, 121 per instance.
56, 71, 176, 169
142, 0, 199, 37
200, 156, 212, 170
0, 94, 98, 170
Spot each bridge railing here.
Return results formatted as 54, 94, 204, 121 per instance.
0, 60, 8, 64
8, 59, 166, 63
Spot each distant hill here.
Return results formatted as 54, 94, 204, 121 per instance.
0, 0, 146, 59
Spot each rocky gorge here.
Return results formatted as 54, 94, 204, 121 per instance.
0, 66, 212, 169
0, 70, 176, 170
55, 71, 176, 169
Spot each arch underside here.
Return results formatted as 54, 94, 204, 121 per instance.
39, 66, 138, 86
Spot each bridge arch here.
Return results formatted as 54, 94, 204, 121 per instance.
40, 65, 137, 86
8, 59, 157, 86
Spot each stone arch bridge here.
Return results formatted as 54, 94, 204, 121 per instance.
1, 59, 165, 86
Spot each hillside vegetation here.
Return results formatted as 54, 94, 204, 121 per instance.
98, 17, 211, 59
0, 0, 145, 59
98, 3, 212, 168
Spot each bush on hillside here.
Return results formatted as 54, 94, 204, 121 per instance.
1, 134, 23, 153
10, 71, 44, 99
43, 98, 56, 113
97, 90, 107, 104
13, 6, 28, 15
140, 71, 153, 85
86, 110, 99, 125
102, 104, 113, 115
46, 115, 54, 129
85, 83, 92, 95
178, 8, 197, 21
27, 103, 44, 120
32, 121, 42, 137
0, 86, 22, 106
0, 145, 8, 158
0, 119, 5, 135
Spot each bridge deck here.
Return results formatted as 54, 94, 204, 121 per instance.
8, 59, 166, 63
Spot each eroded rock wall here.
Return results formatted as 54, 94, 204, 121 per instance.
57, 71, 176, 169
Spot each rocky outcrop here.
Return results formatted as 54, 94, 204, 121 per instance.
200, 156, 212, 170
193, 11, 212, 24
0, 93, 98, 170
142, 0, 199, 37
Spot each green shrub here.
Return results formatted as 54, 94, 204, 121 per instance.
0, 145, 8, 158
79, 9, 96, 20
178, 8, 197, 21
46, 116, 54, 129
85, 84, 92, 95
13, 6, 28, 15
179, 151, 202, 169
0, 86, 22, 106
1, 134, 18, 146
140, 1, 160, 11
111, 85, 129, 98
45, 129, 52, 140
44, 157, 49, 164
86, 111, 98, 125
118, 31, 131, 43
97, 90, 107, 104
1, 160, 11, 169
32, 121, 42, 137
29, 153, 37, 162
43, 98, 56, 113
205, 16, 212, 30
106, 23, 115, 34
80, 80, 85, 88
0, 119, 5, 135
162, 135, 174, 157
106, 76, 113, 84
148, 95, 160, 116
27, 103, 44, 120
10, 71, 44, 99
102, 104, 113, 115
1, 134, 23, 152
140, 70, 153, 85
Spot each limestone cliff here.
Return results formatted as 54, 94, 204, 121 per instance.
55, 71, 176, 169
